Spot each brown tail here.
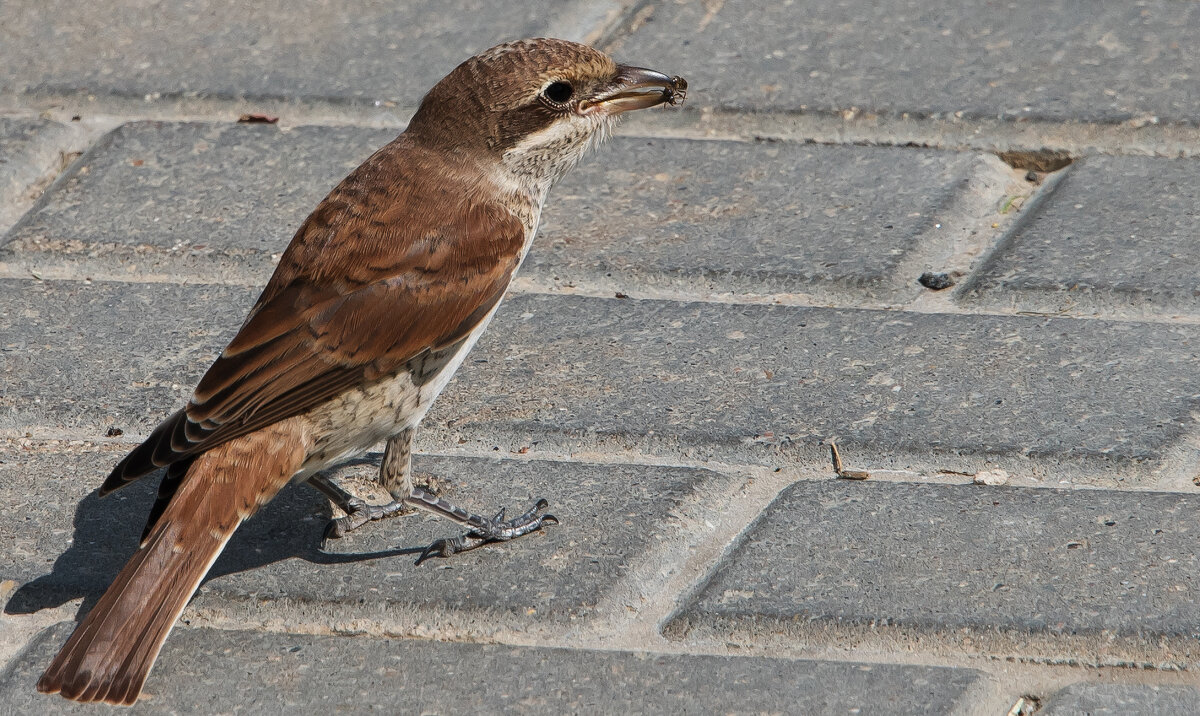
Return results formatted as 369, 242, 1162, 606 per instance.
38, 421, 307, 705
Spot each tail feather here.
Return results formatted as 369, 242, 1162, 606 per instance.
38, 420, 307, 705
37, 494, 236, 704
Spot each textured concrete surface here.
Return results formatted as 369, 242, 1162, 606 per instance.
0, 118, 68, 198
0, 279, 254, 436
536, 138, 975, 297
0, 118, 77, 231
433, 293, 1200, 479
5, 0, 1200, 713
0, 122, 395, 281
8, 279, 1200, 480
665, 480, 1200, 663
618, 0, 1200, 123
963, 155, 1200, 315
1040, 683, 1200, 715
0, 0, 622, 104
2, 123, 980, 299
1, 623, 984, 715
2, 444, 718, 632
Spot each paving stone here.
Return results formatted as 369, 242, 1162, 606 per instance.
0, 118, 68, 196
431, 293, 1200, 479
665, 480, 1200, 662
0, 279, 256, 437
1040, 683, 1200, 716
2, 444, 712, 632
962, 156, 1200, 315
6, 279, 1200, 479
0, 0, 620, 105
535, 138, 973, 297
0, 623, 983, 715
617, 0, 1200, 123
0, 122, 397, 281
3, 122, 975, 298
0, 118, 75, 230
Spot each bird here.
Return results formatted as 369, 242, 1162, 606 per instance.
37, 37, 686, 705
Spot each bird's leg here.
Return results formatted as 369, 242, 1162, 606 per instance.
313, 430, 413, 538
403, 487, 557, 565
309, 473, 406, 538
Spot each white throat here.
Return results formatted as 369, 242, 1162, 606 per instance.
499, 114, 616, 203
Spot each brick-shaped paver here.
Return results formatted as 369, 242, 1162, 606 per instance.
0, 118, 75, 229
432, 294, 1200, 479
0, 279, 254, 436
536, 138, 972, 297
2, 122, 976, 299
0, 122, 395, 282
618, 0, 1200, 123
1040, 683, 1200, 716
962, 156, 1200, 315
6, 279, 1200, 479
0, 0, 620, 104
665, 480, 1200, 663
1, 623, 983, 715
2, 444, 714, 631
0, 118, 68, 197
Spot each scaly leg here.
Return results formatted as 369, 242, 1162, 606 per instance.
316, 427, 558, 559
403, 487, 557, 566
313, 430, 413, 538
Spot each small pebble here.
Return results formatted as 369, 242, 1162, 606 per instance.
918, 272, 955, 290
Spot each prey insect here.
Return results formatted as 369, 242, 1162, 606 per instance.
663, 75, 688, 106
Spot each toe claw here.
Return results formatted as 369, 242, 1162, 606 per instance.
412, 497, 557, 564
324, 519, 348, 540
415, 539, 450, 566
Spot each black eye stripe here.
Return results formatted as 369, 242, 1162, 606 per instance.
543, 81, 573, 104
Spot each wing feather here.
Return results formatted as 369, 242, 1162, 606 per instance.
102, 141, 527, 494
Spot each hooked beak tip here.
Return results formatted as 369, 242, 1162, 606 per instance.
581, 66, 688, 115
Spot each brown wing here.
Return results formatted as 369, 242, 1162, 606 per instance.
103, 141, 526, 493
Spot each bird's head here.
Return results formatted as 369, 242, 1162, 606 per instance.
407, 38, 685, 195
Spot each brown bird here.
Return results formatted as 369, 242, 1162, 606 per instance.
37, 38, 686, 705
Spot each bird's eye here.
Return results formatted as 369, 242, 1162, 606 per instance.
542, 81, 574, 104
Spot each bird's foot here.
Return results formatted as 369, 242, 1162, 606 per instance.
324, 497, 408, 539
404, 489, 557, 565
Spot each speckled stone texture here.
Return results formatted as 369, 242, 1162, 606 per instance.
617, 0, 1200, 123
0, 0, 623, 104
0, 623, 984, 715
6, 0, 1200, 711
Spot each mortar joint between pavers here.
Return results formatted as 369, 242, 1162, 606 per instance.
13, 93, 1200, 158
953, 164, 1075, 304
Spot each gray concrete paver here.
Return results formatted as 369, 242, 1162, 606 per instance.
0, 117, 76, 231
963, 156, 1200, 316
0, 118, 69, 200
0, 0, 621, 105
2, 444, 715, 632
666, 479, 1200, 662
0, 279, 254, 437
2, 122, 978, 300
5, 279, 1200, 480
617, 0, 1200, 124
0, 122, 394, 281
0, 623, 984, 715
430, 293, 1200, 479
1040, 683, 1200, 716
536, 138, 974, 298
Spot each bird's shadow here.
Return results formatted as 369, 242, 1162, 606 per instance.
5, 455, 421, 620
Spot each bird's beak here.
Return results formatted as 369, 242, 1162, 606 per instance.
580, 65, 687, 115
